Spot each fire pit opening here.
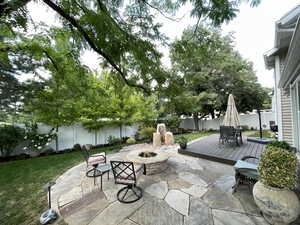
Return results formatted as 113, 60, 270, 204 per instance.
139, 152, 157, 158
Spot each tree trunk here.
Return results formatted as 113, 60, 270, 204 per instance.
210, 109, 215, 119
257, 109, 263, 139
95, 130, 97, 145
119, 125, 122, 140
55, 126, 59, 152
193, 113, 199, 131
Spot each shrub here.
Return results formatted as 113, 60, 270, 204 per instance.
24, 124, 57, 152
258, 146, 298, 189
175, 136, 188, 145
0, 125, 25, 157
73, 143, 82, 151
240, 125, 249, 131
126, 138, 136, 144
139, 127, 156, 141
107, 135, 121, 145
266, 140, 290, 150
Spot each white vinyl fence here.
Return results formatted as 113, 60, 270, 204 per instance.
38, 123, 139, 151
180, 112, 275, 131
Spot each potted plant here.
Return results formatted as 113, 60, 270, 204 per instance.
253, 145, 300, 225
176, 136, 188, 149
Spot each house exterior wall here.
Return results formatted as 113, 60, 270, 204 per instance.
280, 88, 294, 145
274, 56, 283, 140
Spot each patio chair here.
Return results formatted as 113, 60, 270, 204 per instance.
219, 126, 238, 147
80, 144, 106, 177
110, 160, 144, 204
232, 156, 259, 193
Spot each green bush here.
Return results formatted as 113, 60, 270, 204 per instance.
258, 146, 298, 189
240, 125, 249, 131
23, 123, 57, 152
266, 140, 290, 150
73, 143, 82, 151
139, 127, 156, 141
126, 138, 136, 144
175, 136, 188, 145
107, 135, 121, 145
0, 125, 25, 157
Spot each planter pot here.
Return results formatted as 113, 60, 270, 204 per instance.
179, 143, 187, 149
253, 181, 300, 225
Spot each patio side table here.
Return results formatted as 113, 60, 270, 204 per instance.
95, 164, 111, 190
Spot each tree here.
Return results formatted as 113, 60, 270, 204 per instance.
1, 0, 261, 92
83, 72, 158, 139
168, 24, 270, 130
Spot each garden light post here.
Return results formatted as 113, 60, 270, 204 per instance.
39, 181, 57, 224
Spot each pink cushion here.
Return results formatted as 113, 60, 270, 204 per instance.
116, 178, 135, 184
88, 155, 105, 166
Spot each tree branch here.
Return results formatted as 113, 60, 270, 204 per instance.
140, 0, 183, 22
42, 0, 150, 93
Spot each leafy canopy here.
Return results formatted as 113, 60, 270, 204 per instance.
1, 0, 261, 92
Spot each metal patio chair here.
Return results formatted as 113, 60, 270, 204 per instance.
110, 160, 144, 203
232, 156, 259, 193
219, 126, 239, 147
80, 144, 106, 177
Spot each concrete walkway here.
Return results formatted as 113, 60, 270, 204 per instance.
51, 143, 269, 225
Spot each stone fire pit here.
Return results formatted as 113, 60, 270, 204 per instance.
126, 150, 170, 175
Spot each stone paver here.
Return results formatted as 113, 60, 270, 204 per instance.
58, 186, 82, 207
51, 140, 269, 225
89, 199, 144, 225
145, 181, 168, 199
202, 187, 245, 213
165, 190, 189, 216
130, 196, 183, 225
64, 197, 109, 225
212, 209, 268, 225
213, 175, 235, 193
181, 185, 208, 198
118, 219, 138, 225
179, 171, 208, 187
184, 197, 213, 225
167, 178, 191, 189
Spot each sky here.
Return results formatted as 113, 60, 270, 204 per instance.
27, 0, 300, 88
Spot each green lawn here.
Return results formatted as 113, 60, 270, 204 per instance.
174, 130, 217, 142
244, 130, 272, 138
0, 130, 215, 225
0, 145, 123, 225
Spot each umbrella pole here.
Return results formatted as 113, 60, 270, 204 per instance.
257, 109, 263, 139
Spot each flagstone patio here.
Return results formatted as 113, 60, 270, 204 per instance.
51, 142, 270, 225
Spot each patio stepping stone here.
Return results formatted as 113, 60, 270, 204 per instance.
181, 185, 208, 198
167, 178, 192, 189
165, 189, 189, 216
88, 197, 144, 225
60, 189, 105, 218
179, 172, 208, 187
202, 187, 245, 213
145, 181, 168, 199
184, 197, 213, 225
130, 195, 183, 225
58, 185, 82, 207
64, 194, 109, 225
184, 158, 204, 171
212, 209, 268, 225
233, 185, 261, 216
213, 175, 235, 193
118, 219, 138, 225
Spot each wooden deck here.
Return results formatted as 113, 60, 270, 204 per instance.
179, 134, 266, 165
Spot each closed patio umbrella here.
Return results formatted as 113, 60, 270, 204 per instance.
222, 94, 240, 128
